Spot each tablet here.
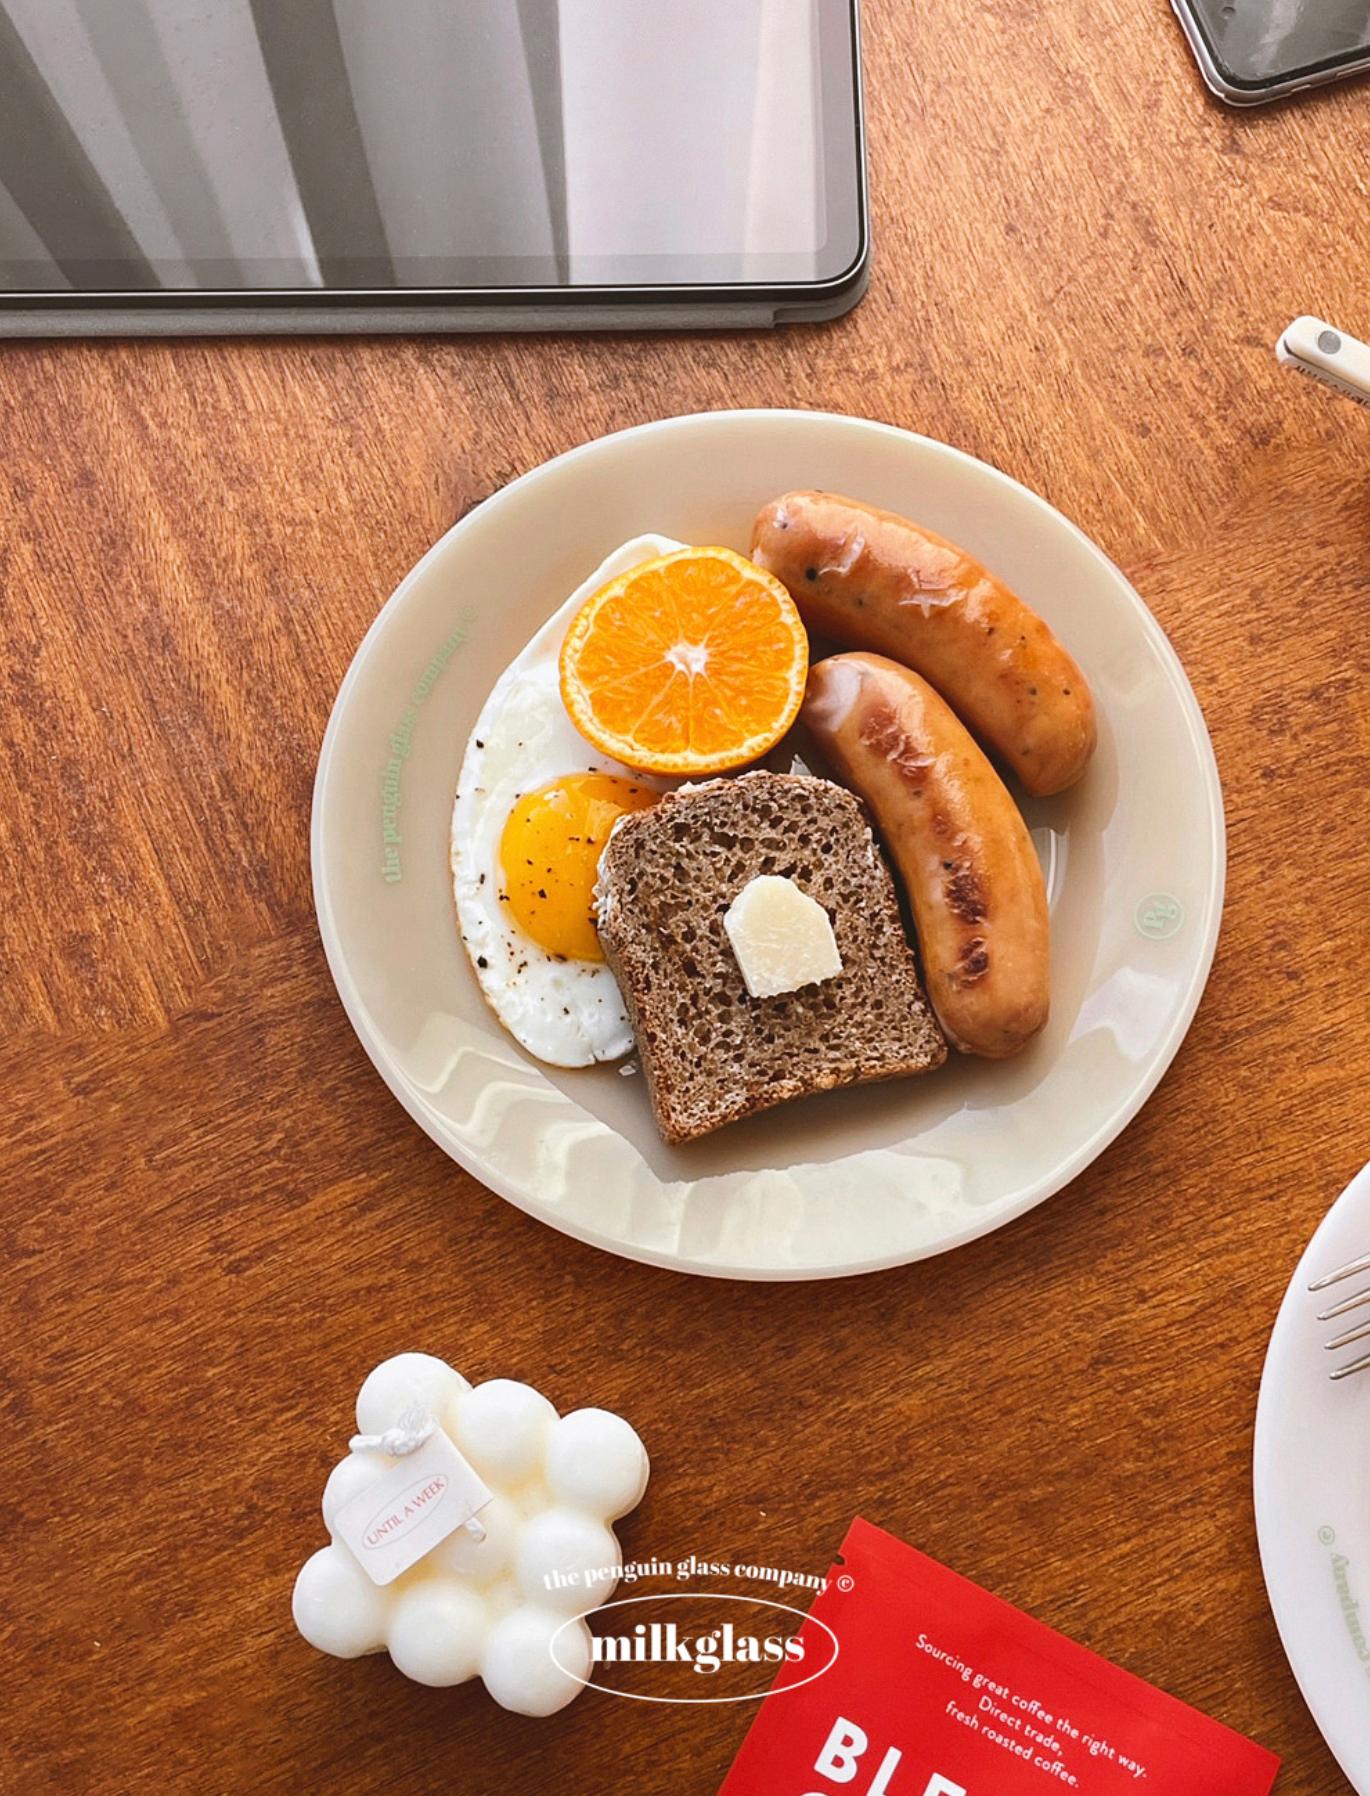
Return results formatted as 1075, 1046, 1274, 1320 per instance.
0, 0, 867, 335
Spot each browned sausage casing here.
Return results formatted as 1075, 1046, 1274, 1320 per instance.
802, 652, 1049, 1059
752, 491, 1095, 797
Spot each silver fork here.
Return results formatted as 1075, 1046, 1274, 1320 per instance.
1310, 1250, 1370, 1379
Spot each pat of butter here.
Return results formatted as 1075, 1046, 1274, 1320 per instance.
723, 875, 842, 1000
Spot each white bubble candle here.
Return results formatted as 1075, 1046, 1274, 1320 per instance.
291, 1353, 649, 1717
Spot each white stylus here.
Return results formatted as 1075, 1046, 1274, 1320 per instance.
1276, 316, 1370, 410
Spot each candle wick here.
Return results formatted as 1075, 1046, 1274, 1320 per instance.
348, 1403, 437, 1460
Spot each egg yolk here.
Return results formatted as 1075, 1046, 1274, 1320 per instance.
499, 772, 656, 961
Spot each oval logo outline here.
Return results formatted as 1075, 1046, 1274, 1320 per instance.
549, 1590, 840, 1705
360, 1472, 450, 1549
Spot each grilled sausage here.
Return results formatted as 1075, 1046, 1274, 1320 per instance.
802, 652, 1050, 1058
752, 490, 1095, 796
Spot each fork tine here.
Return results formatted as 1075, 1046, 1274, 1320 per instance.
1330, 1347, 1370, 1381
1326, 1315, 1370, 1351
1309, 1250, 1370, 1291
1317, 1282, 1370, 1322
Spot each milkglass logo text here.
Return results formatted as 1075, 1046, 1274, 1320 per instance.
592, 1620, 806, 1676
548, 1592, 841, 1704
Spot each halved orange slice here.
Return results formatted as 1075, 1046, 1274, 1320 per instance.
559, 547, 809, 775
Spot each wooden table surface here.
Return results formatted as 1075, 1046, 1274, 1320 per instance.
6, 2, 1369, 1790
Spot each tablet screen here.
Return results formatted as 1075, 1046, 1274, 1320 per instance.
0, 0, 862, 295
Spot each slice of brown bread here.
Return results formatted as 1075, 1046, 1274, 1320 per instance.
595, 771, 946, 1144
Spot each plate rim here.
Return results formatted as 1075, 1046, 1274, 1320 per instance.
1253, 1161, 1370, 1792
311, 407, 1227, 1280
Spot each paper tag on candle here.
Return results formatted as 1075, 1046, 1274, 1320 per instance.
719, 1519, 1280, 1796
334, 1429, 492, 1587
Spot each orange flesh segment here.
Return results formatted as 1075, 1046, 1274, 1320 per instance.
559, 548, 809, 775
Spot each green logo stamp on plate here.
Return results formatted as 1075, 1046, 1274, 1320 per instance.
1136, 893, 1184, 940
379, 619, 471, 885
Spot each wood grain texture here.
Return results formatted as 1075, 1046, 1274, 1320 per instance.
3, 1, 1368, 1789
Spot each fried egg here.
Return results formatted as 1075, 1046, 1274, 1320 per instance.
453, 535, 683, 1067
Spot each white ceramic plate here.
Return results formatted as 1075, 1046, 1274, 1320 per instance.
1255, 1163, 1370, 1793
312, 410, 1224, 1279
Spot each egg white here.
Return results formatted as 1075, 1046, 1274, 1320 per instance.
452, 535, 684, 1068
